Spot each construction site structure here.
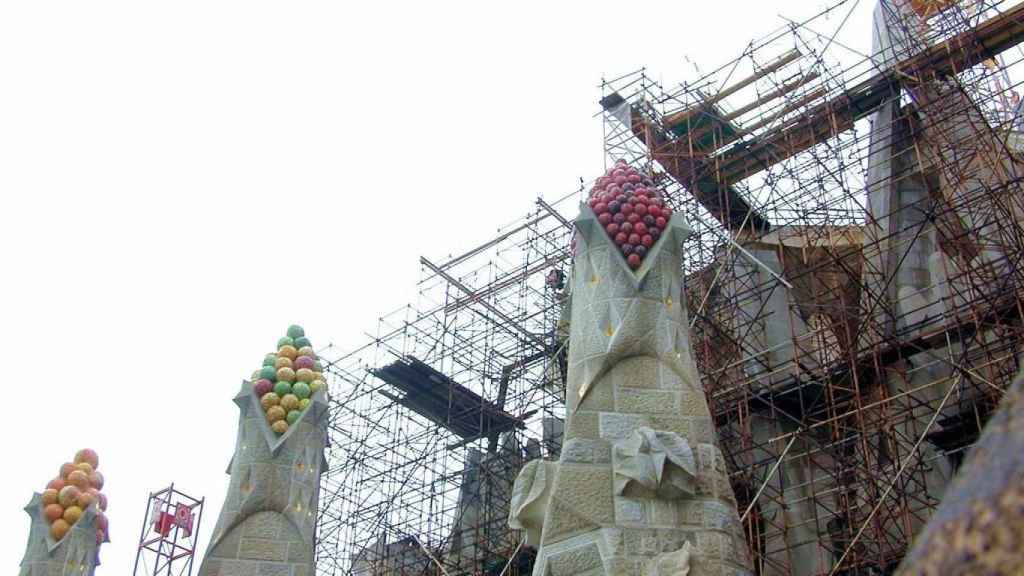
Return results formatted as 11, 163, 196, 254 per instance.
314, 0, 1024, 574
132, 485, 205, 576
598, 0, 1024, 573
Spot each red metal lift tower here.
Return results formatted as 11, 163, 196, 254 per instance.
133, 485, 205, 576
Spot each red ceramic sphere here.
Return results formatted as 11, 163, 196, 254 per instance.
627, 254, 641, 269
606, 223, 620, 236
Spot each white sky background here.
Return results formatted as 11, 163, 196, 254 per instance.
0, 1, 876, 572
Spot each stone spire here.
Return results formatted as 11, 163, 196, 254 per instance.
198, 329, 330, 576
510, 200, 752, 575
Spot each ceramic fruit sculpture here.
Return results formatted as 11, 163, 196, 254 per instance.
252, 325, 325, 435
40, 448, 109, 545
587, 159, 673, 270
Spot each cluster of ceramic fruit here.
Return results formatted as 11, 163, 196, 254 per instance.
250, 325, 325, 435
40, 448, 109, 545
587, 160, 673, 269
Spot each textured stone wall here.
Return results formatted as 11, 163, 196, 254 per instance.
18, 495, 102, 576
198, 381, 329, 576
512, 209, 752, 576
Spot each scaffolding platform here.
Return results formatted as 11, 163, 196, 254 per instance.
372, 356, 526, 441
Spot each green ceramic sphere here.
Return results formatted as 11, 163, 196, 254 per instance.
286, 410, 302, 425
292, 381, 311, 400
293, 336, 311, 348
273, 381, 292, 397
259, 366, 277, 381
287, 325, 305, 339
263, 353, 277, 367
277, 336, 294, 348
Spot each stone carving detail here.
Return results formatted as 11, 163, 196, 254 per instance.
509, 459, 558, 546
18, 494, 102, 576
613, 427, 696, 499
197, 380, 329, 576
646, 542, 692, 576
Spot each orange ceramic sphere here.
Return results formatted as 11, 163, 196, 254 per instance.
280, 394, 300, 412
74, 448, 99, 470
77, 490, 97, 509
260, 392, 280, 411
60, 462, 77, 479
76, 462, 94, 475
274, 356, 293, 370
50, 519, 70, 541
63, 505, 83, 525
47, 477, 65, 491
295, 368, 314, 383
41, 489, 59, 507
297, 346, 315, 358
266, 405, 286, 423
43, 503, 64, 522
276, 367, 295, 382
67, 470, 90, 490
58, 486, 81, 508
271, 420, 289, 435
278, 345, 298, 360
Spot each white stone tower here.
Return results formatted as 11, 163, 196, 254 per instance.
510, 207, 752, 575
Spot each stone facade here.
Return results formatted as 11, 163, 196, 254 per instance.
18, 495, 103, 576
510, 209, 752, 576
197, 381, 329, 576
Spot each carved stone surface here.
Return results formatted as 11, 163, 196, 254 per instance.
197, 381, 329, 576
614, 427, 697, 499
18, 494, 103, 576
510, 208, 752, 575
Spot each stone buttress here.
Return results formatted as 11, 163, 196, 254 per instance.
510, 208, 752, 576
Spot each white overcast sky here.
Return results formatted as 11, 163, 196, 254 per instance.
0, 1, 876, 572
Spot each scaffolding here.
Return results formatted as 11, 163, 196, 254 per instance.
599, 0, 1024, 573
314, 1, 1024, 574
313, 193, 576, 575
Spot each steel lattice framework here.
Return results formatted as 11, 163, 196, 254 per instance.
314, 1, 1024, 574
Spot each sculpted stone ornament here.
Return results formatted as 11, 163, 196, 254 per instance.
614, 427, 697, 499
509, 459, 558, 546
197, 379, 329, 576
19, 494, 104, 576
509, 194, 752, 576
